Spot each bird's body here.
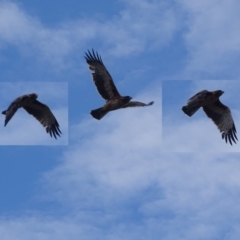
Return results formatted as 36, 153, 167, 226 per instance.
182, 90, 237, 145
91, 96, 132, 120
2, 93, 62, 139
85, 49, 154, 120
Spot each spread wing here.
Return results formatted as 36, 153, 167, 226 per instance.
2, 102, 19, 126
23, 100, 62, 139
85, 49, 121, 100
203, 100, 237, 145
187, 90, 208, 102
121, 101, 154, 108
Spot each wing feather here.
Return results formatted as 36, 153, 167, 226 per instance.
203, 100, 237, 145
2, 95, 25, 126
121, 101, 154, 108
85, 49, 121, 100
2, 103, 19, 126
187, 90, 208, 102
23, 100, 62, 139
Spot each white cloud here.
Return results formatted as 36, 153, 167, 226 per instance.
0, 0, 180, 68
0, 2, 95, 68
163, 116, 240, 151
0, 217, 102, 240
1, 0, 239, 79
43, 88, 161, 203
180, 0, 240, 78
98, 0, 180, 56
0, 87, 240, 239
1, 1, 240, 239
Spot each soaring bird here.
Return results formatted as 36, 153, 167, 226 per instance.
85, 49, 154, 120
182, 90, 237, 145
2, 93, 62, 139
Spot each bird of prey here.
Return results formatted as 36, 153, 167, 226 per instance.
2, 93, 62, 139
85, 49, 154, 120
182, 90, 237, 145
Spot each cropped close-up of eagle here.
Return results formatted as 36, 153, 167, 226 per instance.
182, 90, 237, 145
85, 49, 154, 120
2, 93, 62, 139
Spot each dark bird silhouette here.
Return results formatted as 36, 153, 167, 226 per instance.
182, 90, 237, 145
85, 49, 154, 120
2, 93, 62, 139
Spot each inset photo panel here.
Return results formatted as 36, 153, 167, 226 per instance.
0, 82, 68, 145
162, 80, 240, 152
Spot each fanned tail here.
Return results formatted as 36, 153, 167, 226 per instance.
182, 105, 201, 117
90, 107, 108, 120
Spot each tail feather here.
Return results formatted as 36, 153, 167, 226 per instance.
2, 110, 8, 126
90, 107, 108, 120
182, 105, 201, 117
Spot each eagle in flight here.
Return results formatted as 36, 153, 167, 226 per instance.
2, 93, 62, 139
182, 90, 237, 145
85, 49, 154, 120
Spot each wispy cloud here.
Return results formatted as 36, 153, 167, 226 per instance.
41, 86, 161, 201
1, 94, 240, 239
98, 0, 180, 56
1, 0, 240, 239
1, 0, 240, 79
0, 1, 180, 68
0, 2, 95, 68
180, 0, 240, 78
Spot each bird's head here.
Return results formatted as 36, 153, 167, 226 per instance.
124, 96, 132, 102
215, 90, 224, 97
27, 93, 38, 100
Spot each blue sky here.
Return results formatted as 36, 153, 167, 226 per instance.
0, 0, 240, 239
